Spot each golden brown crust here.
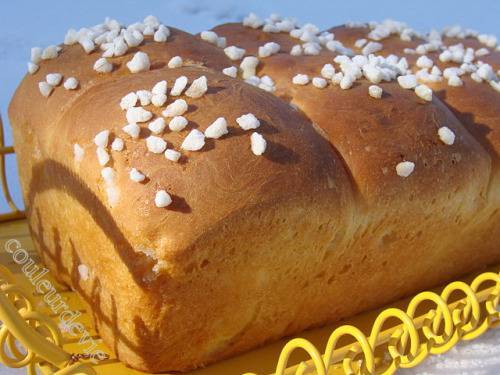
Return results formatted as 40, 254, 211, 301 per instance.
210, 23, 299, 55
8, 18, 500, 373
212, 23, 491, 203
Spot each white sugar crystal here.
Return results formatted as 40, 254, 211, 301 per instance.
475, 47, 490, 57
63, 77, 79, 90
152, 80, 167, 95
321, 64, 335, 79
431, 66, 442, 76
144, 15, 160, 28
439, 50, 453, 63
477, 64, 495, 81
100, 41, 113, 54
259, 83, 274, 93
41, 45, 59, 60
171, 76, 188, 96
438, 127, 456, 145
490, 80, 500, 93
143, 14, 161, 30
146, 136, 167, 154
94, 57, 113, 73
290, 45, 302, 56
471, 72, 482, 83
154, 25, 170, 42
122, 123, 141, 138
398, 74, 417, 89
363, 65, 382, 84
237, 113, 260, 130
143, 26, 156, 36
257, 45, 272, 59
260, 75, 274, 87
354, 38, 367, 48
396, 161, 415, 177
240, 56, 259, 79
31, 47, 43, 63
312, 77, 327, 88
277, 19, 295, 32
94, 130, 110, 148
73, 143, 85, 162
168, 116, 188, 132
185, 76, 208, 98
136, 90, 152, 106
164, 149, 181, 162
97, 32, 113, 46
155, 190, 172, 208
151, 93, 167, 107
258, 42, 280, 58
224, 46, 246, 60
201, 31, 219, 44
243, 12, 264, 28
124, 29, 144, 47
162, 99, 188, 117
46, 73, 63, 86
243, 12, 264, 29
443, 67, 464, 79
448, 75, 463, 87
331, 72, 343, 85
416, 55, 434, 68
245, 76, 260, 86
101, 167, 116, 183
78, 264, 89, 281
303, 42, 321, 55
28, 62, 39, 74
38, 82, 53, 97
96, 147, 110, 166
120, 92, 138, 110
113, 38, 128, 57
292, 74, 309, 85
168, 56, 183, 68
205, 117, 228, 139
263, 23, 279, 33
181, 129, 205, 151
129, 168, 146, 182
369, 85, 383, 99
339, 75, 354, 90
127, 52, 150, 73
217, 37, 226, 48
478, 33, 497, 48
79, 37, 95, 54
250, 132, 267, 155
111, 137, 124, 151
415, 84, 433, 101
223, 66, 238, 78
353, 55, 368, 67
126, 107, 152, 123
362, 41, 383, 55
148, 118, 166, 134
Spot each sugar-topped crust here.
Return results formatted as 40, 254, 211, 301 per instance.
9, 14, 500, 372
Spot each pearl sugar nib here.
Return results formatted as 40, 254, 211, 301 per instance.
155, 190, 172, 208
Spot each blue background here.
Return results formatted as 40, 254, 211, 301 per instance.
1, 0, 499, 213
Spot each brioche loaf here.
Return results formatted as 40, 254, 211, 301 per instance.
8, 15, 500, 372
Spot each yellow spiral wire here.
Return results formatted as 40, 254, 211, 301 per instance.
244, 271, 498, 375
0, 266, 96, 374
0, 258, 498, 375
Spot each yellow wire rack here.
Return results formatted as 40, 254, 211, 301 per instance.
0, 113, 499, 374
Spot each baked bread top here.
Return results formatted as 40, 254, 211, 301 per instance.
9, 14, 499, 279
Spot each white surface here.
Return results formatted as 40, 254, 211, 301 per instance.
0, 1, 498, 374
402, 328, 500, 375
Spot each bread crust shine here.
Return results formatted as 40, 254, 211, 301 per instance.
9, 17, 500, 372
